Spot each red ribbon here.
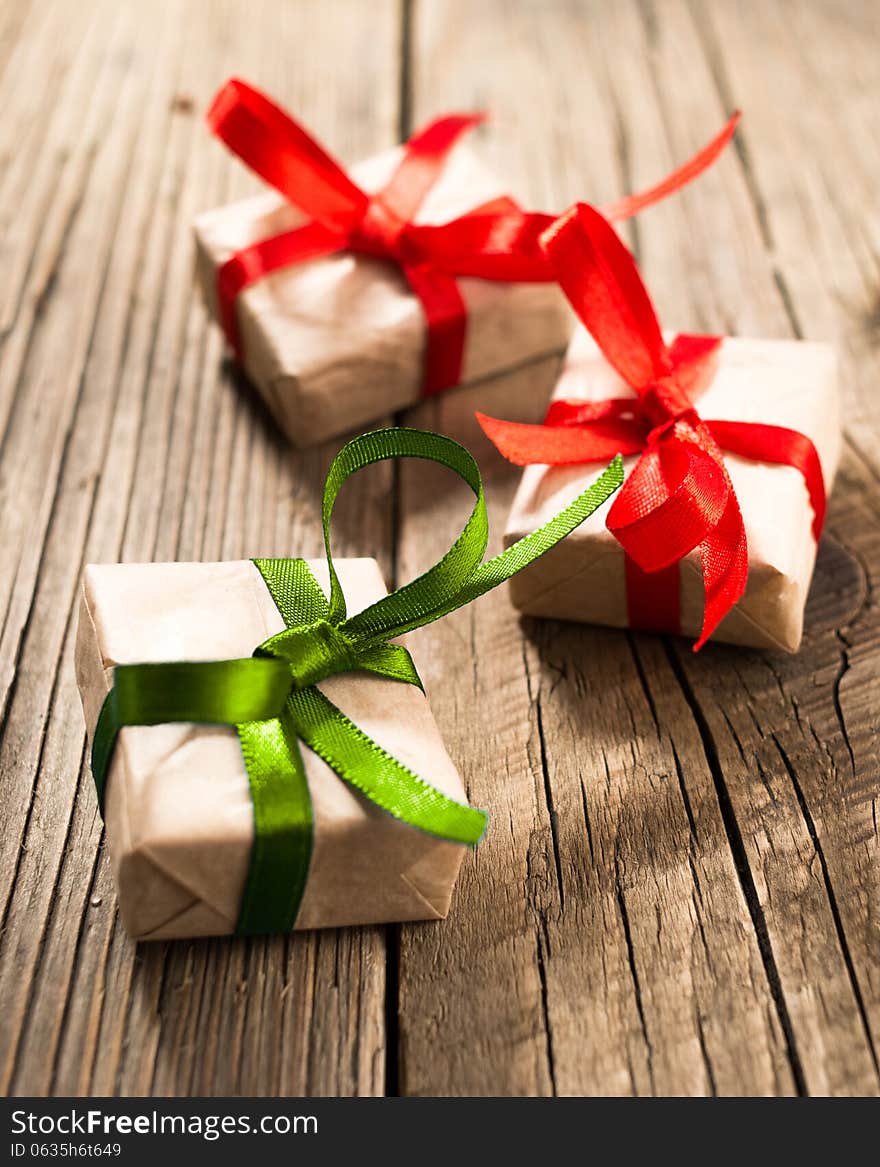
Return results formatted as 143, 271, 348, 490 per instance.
478, 203, 826, 649
207, 78, 742, 398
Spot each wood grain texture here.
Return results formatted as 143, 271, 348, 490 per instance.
399, 0, 878, 1096
0, 0, 877, 1097
0, 0, 399, 1097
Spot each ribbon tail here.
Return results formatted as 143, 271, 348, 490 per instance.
379, 113, 485, 224
476, 411, 644, 465
607, 432, 744, 646
207, 78, 367, 226
287, 686, 488, 845
329, 433, 621, 645
694, 488, 748, 650
601, 112, 741, 222
708, 419, 827, 540
540, 203, 670, 388
356, 643, 424, 689
440, 456, 624, 610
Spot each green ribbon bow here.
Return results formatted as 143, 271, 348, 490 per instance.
90, 429, 623, 934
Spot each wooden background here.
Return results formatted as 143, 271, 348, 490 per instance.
0, 0, 877, 1097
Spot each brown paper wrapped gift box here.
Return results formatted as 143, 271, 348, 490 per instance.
194, 142, 572, 447
504, 328, 840, 652
75, 558, 469, 940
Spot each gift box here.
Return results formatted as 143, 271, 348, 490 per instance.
481, 205, 839, 652
194, 155, 571, 447
194, 80, 741, 448
194, 82, 570, 447
75, 430, 623, 939
502, 329, 838, 651
75, 558, 470, 939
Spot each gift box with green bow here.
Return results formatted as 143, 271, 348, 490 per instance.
75, 430, 621, 940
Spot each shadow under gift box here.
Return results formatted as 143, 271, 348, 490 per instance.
194, 142, 572, 448
75, 558, 468, 940
504, 328, 841, 652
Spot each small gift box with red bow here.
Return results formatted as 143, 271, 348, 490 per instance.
195, 79, 740, 448
480, 205, 839, 652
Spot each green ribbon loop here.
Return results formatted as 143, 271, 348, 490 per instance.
90, 429, 623, 934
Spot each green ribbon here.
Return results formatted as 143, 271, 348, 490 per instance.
91, 429, 623, 933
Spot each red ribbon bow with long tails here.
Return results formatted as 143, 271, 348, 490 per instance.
477, 203, 826, 649
207, 79, 741, 397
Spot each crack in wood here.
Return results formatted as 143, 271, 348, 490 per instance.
613, 844, 655, 1094
670, 740, 698, 841
627, 634, 661, 737
771, 733, 880, 1080
535, 693, 565, 912
832, 631, 858, 779
533, 931, 558, 1097
579, 778, 596, 865
694, 1007, 718, 1096
663, 643, 808, 1095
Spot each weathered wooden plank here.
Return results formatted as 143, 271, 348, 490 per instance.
0, 0, 133, 704
678, 0, 880, 1091
101, 0, 401, 1098
396, 0, 798, 1095
505, 0, 879, 1096
0, 0, 181, 1094
0, 0, 401, 1096
399, 0, 877, 1096
0, 3, 110, 343
609, 0, 879, 1095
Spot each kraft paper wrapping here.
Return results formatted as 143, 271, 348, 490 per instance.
75, 558, 469, 940
194, 142, 572, 447
505, 328, 840, 652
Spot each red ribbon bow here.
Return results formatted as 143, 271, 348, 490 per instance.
478, 203, 826, 649
207, 78, 742, 397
